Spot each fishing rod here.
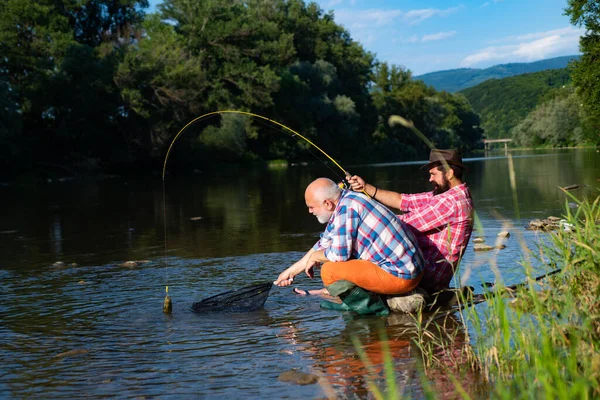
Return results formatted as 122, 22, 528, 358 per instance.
162, 110, 358, 188
159, 110, 370, 311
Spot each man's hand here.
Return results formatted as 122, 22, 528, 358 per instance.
304, 259, 317, 279
304, 250, 328, 278
274, 270, 294, 286
347, 175, 366, 192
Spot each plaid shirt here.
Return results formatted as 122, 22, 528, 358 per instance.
312, 190, 424, 280
398, 183, 473, 291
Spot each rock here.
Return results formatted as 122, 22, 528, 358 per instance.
120, 260, 149, 268
525, 217, 563, 231
386, 289, 428, 313
472, 237, 485, 243
121, 261, 139, 268
474, 243, 505, 251
529, 219, 545, 228
52, 261, 66, 268
559, 220, 575, 232
190, 216, 203, 221
278, 370, 319, 385
497, 231, 510, 238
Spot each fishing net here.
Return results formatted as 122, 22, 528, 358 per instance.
191, 282, 273, 313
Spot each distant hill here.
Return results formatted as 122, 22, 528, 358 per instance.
415, 55, 579, 93
460, 68, 573, 139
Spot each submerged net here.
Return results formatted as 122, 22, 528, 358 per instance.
191, 282, 273, 313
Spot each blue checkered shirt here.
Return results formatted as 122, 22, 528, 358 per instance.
312, 190, 424, 279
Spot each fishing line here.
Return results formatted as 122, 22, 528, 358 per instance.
160, 110, 367, 302
250, 117, 346, 182
162, 110, 351, 180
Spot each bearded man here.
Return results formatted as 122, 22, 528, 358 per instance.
348, 149, 474, 293
274, 177, 425, 315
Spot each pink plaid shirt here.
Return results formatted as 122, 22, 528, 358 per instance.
397, 183, 473, 292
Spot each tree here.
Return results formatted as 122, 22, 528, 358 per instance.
368, 62, 483, 160
511, 91, 593, 147
0, 0, 149, 171
565, 0, 600, 136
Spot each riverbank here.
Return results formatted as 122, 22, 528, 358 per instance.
450, 195, 600, 398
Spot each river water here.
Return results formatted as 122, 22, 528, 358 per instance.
1, 148, 598, 398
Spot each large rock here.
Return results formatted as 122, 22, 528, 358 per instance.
386, 288, 428, 313
278, 370, 319, 385
474, 243, 506, 251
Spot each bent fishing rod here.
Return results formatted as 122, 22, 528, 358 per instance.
162, 110, 362, 191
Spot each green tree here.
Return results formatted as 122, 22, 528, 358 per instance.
565, 0, 600, 133
369, 62, 483, 161
0, 0, 148, 172
117, 0, 376, 168
460, 68, 572, 139
511, 91, 592, 147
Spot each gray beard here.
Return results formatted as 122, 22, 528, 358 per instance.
317, 212, 333, 224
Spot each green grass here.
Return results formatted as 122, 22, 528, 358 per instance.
350, 194, 600, 399
467, 193, 600, 399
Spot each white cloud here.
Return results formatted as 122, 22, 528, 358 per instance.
403, 6, 463, 25
422, 30, 456, 42
489, 26, 582, 44
461, 26, 583, 67
333, 5, 462, 29
481, 2, 490, 8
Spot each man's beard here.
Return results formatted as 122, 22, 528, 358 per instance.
316, 211, 333, 224
433, 175, 451, 195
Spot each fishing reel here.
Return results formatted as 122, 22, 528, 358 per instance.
338, 172, 352, 190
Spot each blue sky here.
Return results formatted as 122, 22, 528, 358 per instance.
147, 0, 582, 75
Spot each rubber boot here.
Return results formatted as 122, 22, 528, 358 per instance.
320, 280, 390, 316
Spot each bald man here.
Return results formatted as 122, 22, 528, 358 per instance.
274, 178, 424, 312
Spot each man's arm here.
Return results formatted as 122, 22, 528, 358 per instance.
347, 175, 402, 209
304, 249, 328, 278
274, 248, 315, 286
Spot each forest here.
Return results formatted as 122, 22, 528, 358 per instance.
0, 0, 484, 179
2, 0, 598, 179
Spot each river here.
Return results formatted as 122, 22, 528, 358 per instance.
1, 148, 598, 398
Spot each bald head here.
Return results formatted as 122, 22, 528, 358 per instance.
306, 178, 342, 203
305, 178, 342, 224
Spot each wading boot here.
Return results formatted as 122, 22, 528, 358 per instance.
320, 280, 390, 316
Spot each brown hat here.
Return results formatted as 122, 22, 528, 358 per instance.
421, 149, 466, 170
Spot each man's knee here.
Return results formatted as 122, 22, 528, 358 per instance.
321, 262, 336, 286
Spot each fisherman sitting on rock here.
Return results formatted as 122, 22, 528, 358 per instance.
274, 178, 425, 316
293, 150, 474, 309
